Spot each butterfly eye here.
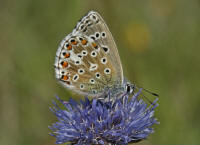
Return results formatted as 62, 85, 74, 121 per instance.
104, 68, 111, 75
125, 84, 134, 94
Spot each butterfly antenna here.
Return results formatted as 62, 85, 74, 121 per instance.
133, 85, 154, 105
143, 88, 159, 97
134, 84, 159, 97
140, 92, 153, 104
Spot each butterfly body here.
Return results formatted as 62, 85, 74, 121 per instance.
55, 11, 134, 98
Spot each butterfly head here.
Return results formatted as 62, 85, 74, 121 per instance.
124, 82, 135, 94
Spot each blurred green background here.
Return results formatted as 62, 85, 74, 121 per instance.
0, 0, 200, 145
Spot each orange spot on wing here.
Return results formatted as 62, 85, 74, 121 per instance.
81, 39, 87, 45
65, 53, 70, 58
71, 41, 78, 45
92, 43, 98, 48
67, 44, 72, 50
62, 75, 69, 80
62, 61, 68, 68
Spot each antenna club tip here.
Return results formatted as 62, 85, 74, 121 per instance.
153, 93, 159, 97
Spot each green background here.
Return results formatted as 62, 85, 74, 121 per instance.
0, 0, 199, 145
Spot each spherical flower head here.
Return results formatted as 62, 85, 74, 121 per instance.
49, 90, 159, 145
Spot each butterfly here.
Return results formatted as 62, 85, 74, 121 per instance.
54, 11, 157, 99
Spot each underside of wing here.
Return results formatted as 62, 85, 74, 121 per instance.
73, 11, 124, 84
54, 11, 124, 97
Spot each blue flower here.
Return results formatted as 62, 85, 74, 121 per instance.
49, 90, 159, 145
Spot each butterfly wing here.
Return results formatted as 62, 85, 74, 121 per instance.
73, 11, 124, 81
54, 11, 124, 97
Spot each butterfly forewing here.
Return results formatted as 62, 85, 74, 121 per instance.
55, 11, 124, 97
73, 11, 123, 83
